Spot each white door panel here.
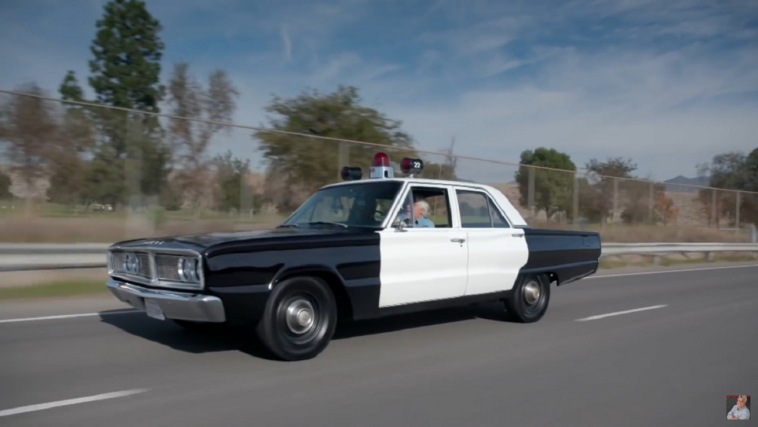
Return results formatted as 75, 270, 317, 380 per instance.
466, 228, 529, 295
378, 229, 469, 307
463, 228, 529, 295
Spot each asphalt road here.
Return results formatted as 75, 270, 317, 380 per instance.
0, 263, 756, 426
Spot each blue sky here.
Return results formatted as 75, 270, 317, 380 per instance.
1, 0, 757, 183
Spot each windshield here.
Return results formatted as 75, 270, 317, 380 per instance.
280, 181, 403, 228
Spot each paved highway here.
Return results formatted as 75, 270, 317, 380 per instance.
0, 264, 756, 426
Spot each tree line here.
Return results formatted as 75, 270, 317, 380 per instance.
515, 147, 758, 226
0, 0, 755, 225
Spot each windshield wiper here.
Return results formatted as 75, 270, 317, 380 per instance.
307, 221, 349, 228
276, 223, 299, 228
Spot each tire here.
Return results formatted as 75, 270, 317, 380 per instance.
172, 319, 225, 333
255, 276, 337, 361
504, 274, 550, 323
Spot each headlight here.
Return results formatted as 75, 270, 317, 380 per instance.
123, 252, 140, 274
177, 257, 200, 282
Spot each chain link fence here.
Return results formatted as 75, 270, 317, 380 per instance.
1, 90, 757, 243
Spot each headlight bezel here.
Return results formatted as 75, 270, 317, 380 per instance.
177, 256, 200, 283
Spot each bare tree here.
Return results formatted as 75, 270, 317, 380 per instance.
166, 63, 239, 213
46, 72, 97, 209
1, 84, 59, 213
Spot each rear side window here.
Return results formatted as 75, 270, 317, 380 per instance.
455, 190, 510, 228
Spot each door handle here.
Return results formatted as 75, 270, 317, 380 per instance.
451, 237, 466, 243
512, 234, 524, 238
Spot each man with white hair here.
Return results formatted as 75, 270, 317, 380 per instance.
395, 197, 435, 228
727, 395, 750, 420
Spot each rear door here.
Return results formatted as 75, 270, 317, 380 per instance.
453, 187, 529, 296
377, 183, 469, 307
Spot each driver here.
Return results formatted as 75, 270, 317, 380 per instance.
396, 198, 435, 228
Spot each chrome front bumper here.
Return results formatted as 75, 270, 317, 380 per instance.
106, 280, 226, 323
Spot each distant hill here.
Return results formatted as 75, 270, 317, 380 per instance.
664, 175, 710, 193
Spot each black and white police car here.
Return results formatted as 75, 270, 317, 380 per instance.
106, 152, 601, 361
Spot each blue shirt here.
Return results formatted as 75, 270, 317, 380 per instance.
396, 213, 435, 228
727, 404, 750, 420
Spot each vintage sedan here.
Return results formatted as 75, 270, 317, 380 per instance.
106, 153, 601, 360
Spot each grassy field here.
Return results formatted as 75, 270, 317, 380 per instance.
0, 279, 108, 300
599, 252, 757, 269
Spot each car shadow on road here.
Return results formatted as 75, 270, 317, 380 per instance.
333, 302, 509, 339
98, 309, 279, 360
97, 302, 514, 361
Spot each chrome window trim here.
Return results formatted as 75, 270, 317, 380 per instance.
108, 246, 205, 291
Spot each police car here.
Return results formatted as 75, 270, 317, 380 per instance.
106, 153, 601, 361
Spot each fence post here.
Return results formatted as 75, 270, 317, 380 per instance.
124, 112, 146, 239
648, 182, 654, 225
573, 174, 579, 228
528, 167, 535, 217
338, 141, 349, 180
612, 178, 618, 223
711, 189, 717, 228
240, 172, 252, 219
735, 191, 741, 234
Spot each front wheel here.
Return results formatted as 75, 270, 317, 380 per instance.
504, 274, 551, 323
255, 276, 337, 361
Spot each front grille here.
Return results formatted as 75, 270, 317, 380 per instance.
108, 248, 204, 291
155, 254, 182, 282
110, 251, 152, 278
135, 253, 151, 277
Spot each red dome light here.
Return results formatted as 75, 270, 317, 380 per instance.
400, 158, 412, 174
372, 152, 391, 167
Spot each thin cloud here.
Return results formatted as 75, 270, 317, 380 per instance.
281, 24, 292, 62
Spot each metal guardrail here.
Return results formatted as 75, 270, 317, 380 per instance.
601, 243, 758, 256
0, 242, 756, 272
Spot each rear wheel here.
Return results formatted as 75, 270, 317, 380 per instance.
255, 276, 337, 361
504, 274, 550, 323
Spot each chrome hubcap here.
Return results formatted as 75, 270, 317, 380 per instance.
524, 281, 540, 305
285, 298, 315, 334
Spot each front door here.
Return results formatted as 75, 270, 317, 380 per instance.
377, 184, 469, 308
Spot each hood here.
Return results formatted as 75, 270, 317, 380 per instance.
110, 226, 378, 254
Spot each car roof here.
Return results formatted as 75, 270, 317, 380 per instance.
322, 177, 496, 191
320, 177, 530, 228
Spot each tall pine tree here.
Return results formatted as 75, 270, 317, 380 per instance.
86, 0, 170, 207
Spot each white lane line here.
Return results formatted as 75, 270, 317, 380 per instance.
0, 389, 149, 418
0, 309, 139, 324
589, 264, 758, 279
575, 304, 668, 322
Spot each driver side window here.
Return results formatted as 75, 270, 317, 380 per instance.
394, 186, 452, 228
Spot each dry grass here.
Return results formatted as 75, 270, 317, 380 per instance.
600, 252, 757, 269
0, 216, 284, 243
0, 279, 107, 300
0, 268, 110, 288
